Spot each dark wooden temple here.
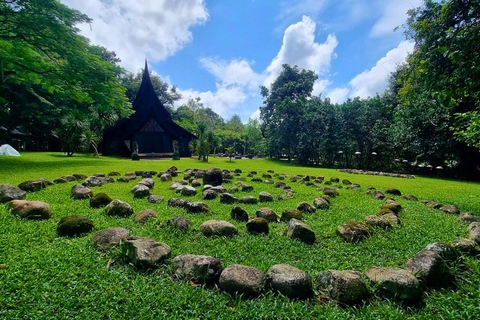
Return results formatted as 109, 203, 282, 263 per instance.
103, 61, 195, 157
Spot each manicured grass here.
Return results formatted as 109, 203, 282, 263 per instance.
1, 152, 480, 319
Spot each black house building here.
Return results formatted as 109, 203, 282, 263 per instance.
103, 61, 195, 157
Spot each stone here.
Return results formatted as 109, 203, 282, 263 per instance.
57, 215, 94, 237
460, 212, 480, 223
168, 198, 189, 208
403, 195, 418, 201
18, 178, 54, 192
131, 184, 151, 199
313, 197, 330, 210
160, 173, 172, 182
385, 188, 402, 196
0, 184, 26, 203
191, 179, 201, 187
342, 179, 352, 185
180, 186, 197, 197
108, 172, 121, 176
381, 201, 401, 214
135, 171, 144, 177
424, 243, 460, 262
116, 177, 129, 183
219, 264, 265, 296
90, 227, 129, 250
135, 209, 158, 223
349, 184, 361, 190
275, 181, 287, 189
239, 196, 258, 204
231, 206, 249, 222
166, 217, 193, 231
469, 222, 480, 244
365, 267, 421, 302
203, 167, 223, 186
54, 177, 68, 184
383, 213, 401, 226
424, 201, 442, 210
256, 208, 279, 222
220, 193, 238, 204
259, 191, 273, 202
229, 186, 240, 193
94, 173, 106, 177
105, 200, 134, 218
173, 254, 224, 285
9, 200, 51, 220
123, 236, 171, 268
405, 250, 454, 287
170, 182, 181, 190
286, 218, 315, 244
281, 209, 302, 222
185, 201, 210, 214
71, 185, 93, 200
241, 184, 254, 192
296, 201, 316, 214
371, 191, 385, 200
264, 180, 274, 184
82, 176, 106, 188
234, 168, 242, 174
148, 195, 164, 203
316, 270, 369, 304
323, 187, 339, 197
200, 220, 238, 237
73, 174, 87, 180
267, 264, 312, 299
365, 215, 392, 229
61, 175, 77, 182
337, 222, 371, 243
451, 238, 480, 254
138, 178, 155, 189
210, 185, 227, 193
203, 189, 218, 200
440, 205, 460, 215
246, 218, 269, 235
167, 166, 178, 177
330, 177, 340, 183
88, 191, 113, 208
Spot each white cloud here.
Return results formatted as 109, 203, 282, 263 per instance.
250, 109, 261, 121
370, 0, 423, 37
349, 40, 414, 98
327, 88, 350, 104
312, 79, 331, 96
200, 58, 263, 90
264, 16, 338, 87
60, 0, 208, 71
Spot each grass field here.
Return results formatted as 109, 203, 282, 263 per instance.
1, 152, 479, 319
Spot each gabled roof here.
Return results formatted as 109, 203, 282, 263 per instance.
105, 60, 195, 140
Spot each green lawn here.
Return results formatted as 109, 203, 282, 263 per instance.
1, 152, 479, 319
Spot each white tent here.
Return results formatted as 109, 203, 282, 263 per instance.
0, 144, 21, 156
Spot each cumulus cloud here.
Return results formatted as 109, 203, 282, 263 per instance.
370, 0, 423, 37
250, 109, 261, 121
60, 0, 208, 71
349, 40, 414, 99
264, 16, 338, 88
200, 58, 263, 90
327, 88, 350, 104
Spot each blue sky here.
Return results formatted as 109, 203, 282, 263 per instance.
60, 0, 422, 121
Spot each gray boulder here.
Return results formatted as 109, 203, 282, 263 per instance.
365, 215, 392, 229
200, 220, 238, 237
123, 237, 171, 268
138, 178, 155, 189
185, 201, 210, 214
203, 189, 218, 200
220, 193, 238, 204
148, 195, 164, 203
105, 200, 134, 218
160, 173, 172, 182
131, 184, 151, 199
424, 243, 460, 262
316, 270, 369, 304
231, 206, 249, 222
297, 201, 316, 214
469, 222, 480, 244
371, 191, 385, 200
219, 264, 265, 296
239, 195, 258, 204
135, 209, 158, 223
441, 205, 460, 215
0, 184, 26, 203
365, 267, 421, 302
337, 222, 371, 243
323, 187, 339, 197
313, 197, 330, 210
89, 193, 112, 208
405, 250, 454, 286
203, 167, 223, 186
9, 200, 51, 220
166, 217, 193, 231
180, 185, 197, 197
173, 254, 224, 285
385, 188, 402, 196
168, 198, 189, 208
18, 178, 53, 192
451, 238, 480, 254
286, 218, 315, 244
90, 227, 130, 249
259, 191, 273, 202
267, 264, 312, 299
256, 207, 279, 222
460, 212, 480, 223
82, 176, 106, 187
246, 217, 269, 235
71, 184, 93, 200
281, 209, 302, 222
57, 215, 94, 237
